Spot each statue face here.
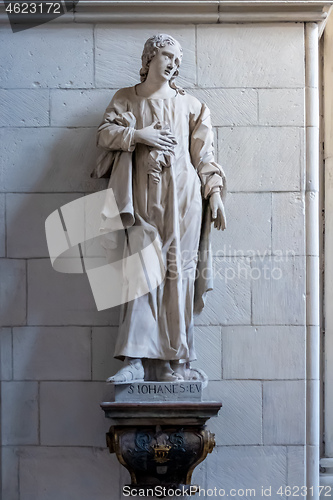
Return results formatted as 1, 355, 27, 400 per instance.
148, 44, 182, 82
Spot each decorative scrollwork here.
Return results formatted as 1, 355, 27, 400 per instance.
135, 432, 152, 452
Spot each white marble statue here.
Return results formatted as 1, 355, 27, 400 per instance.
94, 34, 226, 384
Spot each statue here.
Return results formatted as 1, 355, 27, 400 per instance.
93, 34, 226, 384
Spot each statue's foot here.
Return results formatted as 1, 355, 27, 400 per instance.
156, 360, 184, 382
160, 372, 183, 382
106, 360, 144, 384
170, 360, 186, 379
184, 367, 208, 388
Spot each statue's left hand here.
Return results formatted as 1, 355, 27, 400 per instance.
210, 192, 226, 231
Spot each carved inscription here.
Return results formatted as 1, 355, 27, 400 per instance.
110, 381, 203, 402
128, 382, 201, 396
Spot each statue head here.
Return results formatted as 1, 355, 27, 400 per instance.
140, 34, 184, 93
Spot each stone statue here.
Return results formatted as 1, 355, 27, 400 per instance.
93, 34, 226, 384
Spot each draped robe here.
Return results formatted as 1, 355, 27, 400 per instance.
94, 86, 226, 362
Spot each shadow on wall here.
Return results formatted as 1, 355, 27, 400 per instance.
0, 79, 222, 500
0, 97, 132, 499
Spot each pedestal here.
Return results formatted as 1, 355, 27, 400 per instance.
100, 382, 222, 497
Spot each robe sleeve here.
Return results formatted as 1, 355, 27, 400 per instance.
96, 91, 136, 153
189, 102, 227, 202
92, 90, 137, 179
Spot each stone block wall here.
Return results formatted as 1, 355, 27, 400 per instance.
0, 21, 306, 499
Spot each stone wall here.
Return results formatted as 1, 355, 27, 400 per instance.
0, 22, 306, 499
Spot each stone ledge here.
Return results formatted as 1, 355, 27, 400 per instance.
100, 401, 222, 425
0, 1, 332, 24
218, 1, 332, 22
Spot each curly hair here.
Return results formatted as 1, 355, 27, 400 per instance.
140, 34, 185, 95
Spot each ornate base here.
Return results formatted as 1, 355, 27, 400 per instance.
100, 399, 221, 497
107, 424, 215, 489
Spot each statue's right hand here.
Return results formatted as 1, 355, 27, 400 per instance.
134, 122, 177, 150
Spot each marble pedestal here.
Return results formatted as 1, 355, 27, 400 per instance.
100, 382, 221, 497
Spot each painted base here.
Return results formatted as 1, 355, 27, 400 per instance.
100, 398, 221, 496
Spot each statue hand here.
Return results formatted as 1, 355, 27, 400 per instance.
209, 192, 226, 231
134, 122, 177, 150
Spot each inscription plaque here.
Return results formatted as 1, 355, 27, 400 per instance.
109, 381, 202, 402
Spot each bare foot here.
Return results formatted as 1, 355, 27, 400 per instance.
156, 360, 184, 382
107, 359, 144, 384
170, 360, 185, 379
